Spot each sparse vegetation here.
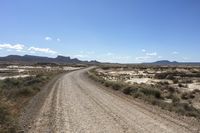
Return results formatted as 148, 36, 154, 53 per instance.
172, 78, 179, 84
122, 86, 135, 95
88, 67, 200, 120
140, 87, 161, 99
181, 92, 195, 100
0, 67, 65, 132
155, 73, 168, 79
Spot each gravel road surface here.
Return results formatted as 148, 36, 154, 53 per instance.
25, 68, 199, 133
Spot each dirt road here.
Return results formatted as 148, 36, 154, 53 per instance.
25, 68, 199, 133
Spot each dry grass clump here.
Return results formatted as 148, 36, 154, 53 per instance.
181, 92, 195, 100
0, 70, 64, 132
88, 68, 200, 120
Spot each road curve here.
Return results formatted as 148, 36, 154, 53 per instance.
27, 67, 199, 133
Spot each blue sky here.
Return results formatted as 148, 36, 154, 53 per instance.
0, 0, 200, 63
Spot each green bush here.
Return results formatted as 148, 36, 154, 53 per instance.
178, 83, 185, 87
165, 86, 176, 93
140, 88, 161, 99
103, 81, 112, 87
172, 78, 179, 84
2, 78, 21, 90
181, 79, 193, 84
148, 96, 162, 105
181, 92, 189, 100
155, 73, 168, 79
0, 70, 63, 133
158, 81, 169, 85
166, 74, 175, 80
122, 86, 133, 95
133, 92, 143, 98
171, 94, 180, 103
88, 68, 200, 120
173, 103, 200, 118
24, 78, 43, 86
18, 88, 34, 96
101, 66, 110, 70
0, 106, 9, 124
4, 78, 21, 86
181, 92, 195, 100
112, 82, 123, 90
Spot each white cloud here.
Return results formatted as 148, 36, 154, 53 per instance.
146, 52, 157, 56
80, 51, 95, 55
29, 51, 36, 54
142, 49, 146, 52
45, 36, 52, 41
28, 47, 57, 54
136, 51, 160, 62
74, 51, 95, 58
0, 43, 58, 55
182, 57, 189, 60
0, 43, 25, 50
98, 53, 132, 63
57, 38, 61, 42
106, 52, 114, 56
136, 56, 151, 61
114, 56, 131, 60
86, 51, 95, 54
172, 51, 179, 54
73, 54, 89, 58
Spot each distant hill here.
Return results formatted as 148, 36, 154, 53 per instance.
144, 60, 200, 66
0, 55, 100, 64
151, 60, 179, 65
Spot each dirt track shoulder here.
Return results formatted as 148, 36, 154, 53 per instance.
19, 72, 67, 132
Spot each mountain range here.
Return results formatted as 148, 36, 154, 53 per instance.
0, 55, 100, 64
0, 55, 199, 65
144, 60, 200, 66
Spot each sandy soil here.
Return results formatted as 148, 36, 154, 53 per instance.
188, 83, 200, 91
0, 74, 32, 80
126, 78, 172, 84
63, 66, 83, 71
20, 67, 200, 133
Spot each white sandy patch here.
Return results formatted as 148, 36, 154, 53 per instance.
126, 78, 172, 85
7, 66, 43, 69
0, 68, 10, 71
0, 75, 32, 80
188, 83, 200, 91
126, 78, 152, 84
63, 67, 82, 71
18, 69, 26, 72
